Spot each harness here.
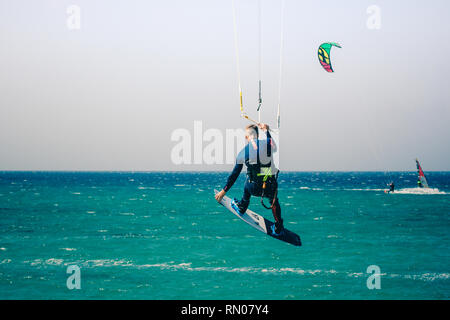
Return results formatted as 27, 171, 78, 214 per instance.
260, 169, 279, 210
245, 139, 279, 210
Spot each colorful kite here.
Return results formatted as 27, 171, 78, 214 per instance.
318, 42, 341, 73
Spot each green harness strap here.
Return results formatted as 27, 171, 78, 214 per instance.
258, 167, 273, 182
258, 167, 278, 210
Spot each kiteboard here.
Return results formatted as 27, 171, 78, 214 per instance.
214, 189, 301, 247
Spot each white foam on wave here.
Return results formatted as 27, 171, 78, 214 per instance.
298, 186, 324, 191
393, 188, 447, 195
403, 273, 450, 281
44, 258, 64, 266
298, 186, 447, 194
122, 263, 450, 282
136, 263, 328, 275
344, 188, 385, 192
24, 259, 450, 282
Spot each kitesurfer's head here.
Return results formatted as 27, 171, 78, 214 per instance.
245, 124, 258, 141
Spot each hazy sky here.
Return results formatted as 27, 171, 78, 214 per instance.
1, 0, 449, 171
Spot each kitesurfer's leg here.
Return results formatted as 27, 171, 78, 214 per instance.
236, 179, 252, 213
265, 180, 283, 233
271, 198, 284, 232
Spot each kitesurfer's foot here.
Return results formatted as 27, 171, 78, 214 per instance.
231, 199, 245, 215
270, 224, 282, 236
271, 220, 284, 236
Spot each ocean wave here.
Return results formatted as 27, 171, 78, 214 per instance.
24, 259, 450, 282
393, 188, 447, 195
343, 188, 385, 192
296, 186, 448, 194
134, 263, 332, 276
298, 187, 324, 191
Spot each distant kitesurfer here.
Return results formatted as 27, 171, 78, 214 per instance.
388, 182, 395, 193
214, 123, 284, 235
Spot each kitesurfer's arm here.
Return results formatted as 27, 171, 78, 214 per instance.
215, 162, 243, 202
259, 123, 277, 153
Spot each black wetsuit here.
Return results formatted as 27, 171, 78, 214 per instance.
389, 183, 395, 193
222, 131, 282, 229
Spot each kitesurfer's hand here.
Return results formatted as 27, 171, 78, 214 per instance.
215, 189, 226, 202
258, 123, 269, 132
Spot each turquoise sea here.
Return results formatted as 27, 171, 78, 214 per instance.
0, 171, 449, 299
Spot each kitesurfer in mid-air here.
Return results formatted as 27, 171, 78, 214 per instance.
214, 123, 284, 235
